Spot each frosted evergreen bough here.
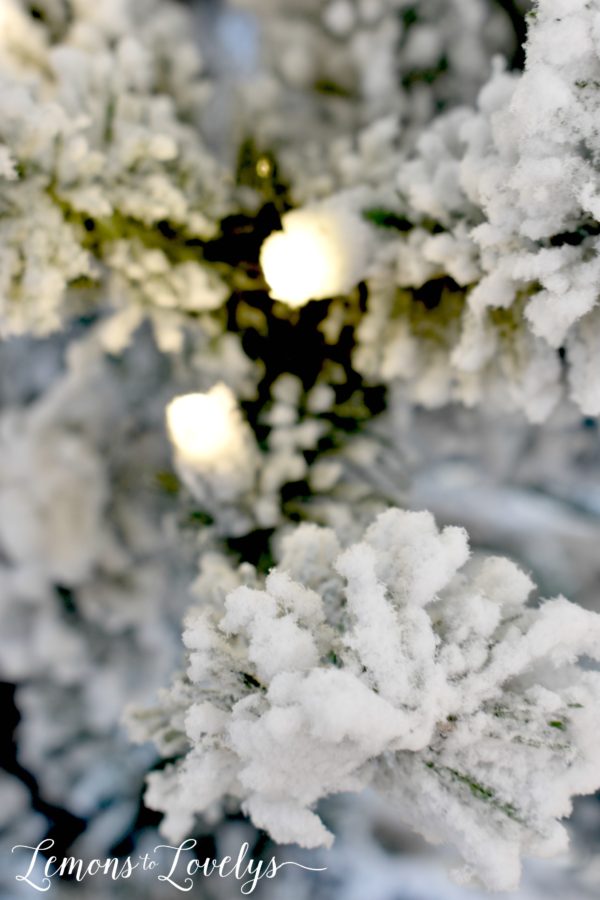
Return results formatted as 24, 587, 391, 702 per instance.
249, 0, 600, 421
233, 0, 519, 128
353, 0, 600, 419
0, 318, 244, 825
131, 507, 600, 892
2, 0, 600, 891
0, 0, 231, 338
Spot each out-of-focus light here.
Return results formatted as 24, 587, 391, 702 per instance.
165, 384, 260, 506
0, 1, 20, 35
165, 384, 238, 468
256, 157, 272, 178
260, 203, 373, 308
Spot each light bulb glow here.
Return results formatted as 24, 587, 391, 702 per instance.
0, 2, 15, 30
260, 202, 373, 308
0, 1, 37, 49
165, 385, 237, 466
260, 216, 338, 308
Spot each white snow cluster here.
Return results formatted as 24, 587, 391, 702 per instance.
2, 0, 600, 890
132, 507, 600, 891
0, 320, 243, 825
233, 0, 523, 225
0, 0, 231, 337
355, 0, 600, 419
233, 0, 517, 126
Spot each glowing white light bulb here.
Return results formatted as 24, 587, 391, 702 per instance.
165, 384, 259, 503
0, 1, 15, 30
0, 1, 44, 58
260, 202, 373, 308
166, 386, 236, 466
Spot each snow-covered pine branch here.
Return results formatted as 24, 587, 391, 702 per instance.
130, 506, 600, 892
0, 0, 230, 338
251, 0, 600, 421
356, 2, 600, 420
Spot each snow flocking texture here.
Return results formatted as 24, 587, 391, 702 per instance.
1, 0, 600, 890
0, 0, 231, 339
259, 0, 600, 422
1, 0, 600, 421
131, 508, 600, 892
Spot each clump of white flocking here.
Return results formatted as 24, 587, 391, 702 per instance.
0, 0, 231, 336
130, 507, 600, 892
352, 0, 600, 421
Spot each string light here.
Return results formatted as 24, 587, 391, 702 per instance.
0, 1, 43, 55
0, 3, 19, 42
0, 1, 15, 29
256, 157, 272, 178
166, 386, 237, 467
260, 202, 373, 308
165, 383, 259, 503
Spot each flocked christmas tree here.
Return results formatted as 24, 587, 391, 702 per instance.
1, 0, 600, 896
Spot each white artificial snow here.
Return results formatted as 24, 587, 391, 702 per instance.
0, 0, 231, 337
133, 507, 600, 891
